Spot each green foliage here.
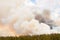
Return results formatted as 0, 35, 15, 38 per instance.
0, 34, 60, 40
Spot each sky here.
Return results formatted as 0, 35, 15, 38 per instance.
30, 0, 60, 20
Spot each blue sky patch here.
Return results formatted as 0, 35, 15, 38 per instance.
31, 0, 36, 3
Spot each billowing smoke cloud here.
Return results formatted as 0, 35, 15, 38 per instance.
0, 0, 60, 36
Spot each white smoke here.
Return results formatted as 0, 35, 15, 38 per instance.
0, 25, 16, 36
0, 0, 60, 36
17, 19, 50, 35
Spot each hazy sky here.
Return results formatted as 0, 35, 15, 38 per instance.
30, 0, 60, 20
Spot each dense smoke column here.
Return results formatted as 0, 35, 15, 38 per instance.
35, 9, 57, 29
